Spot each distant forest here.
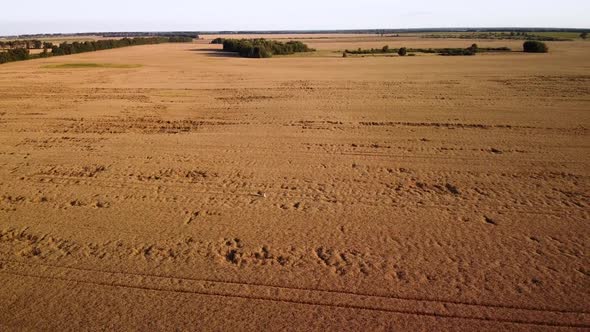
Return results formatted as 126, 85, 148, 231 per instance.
4, 28, 587, 39
101, 32, 200, 38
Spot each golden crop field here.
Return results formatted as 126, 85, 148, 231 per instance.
0, 34, 588, 330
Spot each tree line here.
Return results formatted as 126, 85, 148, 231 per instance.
217, 38, 314, 58
49, 37, 192, 56
0, 48, 30, 64
0, 36, 193, 65
344, 44, 511, 56
0, 39, 43, 49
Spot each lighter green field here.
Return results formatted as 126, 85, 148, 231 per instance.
43, 63, 142, 69
533, 32, 584, 39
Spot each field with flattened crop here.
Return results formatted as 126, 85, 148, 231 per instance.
0, 34, 588, 331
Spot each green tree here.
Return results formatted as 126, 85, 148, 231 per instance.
523, 41, 548, 53
39, 48, 51, 58
398, 47, 407, 56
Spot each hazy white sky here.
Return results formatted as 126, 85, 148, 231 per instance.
2, 0, 588, 35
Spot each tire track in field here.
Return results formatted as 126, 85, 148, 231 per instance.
1, 259, 588, 329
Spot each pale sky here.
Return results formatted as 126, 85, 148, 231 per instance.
1, 0, 588, 35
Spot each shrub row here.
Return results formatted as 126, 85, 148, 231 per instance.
345, 41, 548, 57
221, 38, 314, 58
344, 44, 511, 56
344, 46, 397, 55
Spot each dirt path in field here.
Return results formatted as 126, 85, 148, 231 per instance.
0, 36, 588, 331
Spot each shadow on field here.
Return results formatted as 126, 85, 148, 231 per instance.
187, 48, 239, 58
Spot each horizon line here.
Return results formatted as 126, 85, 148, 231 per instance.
2, 27, 588, 38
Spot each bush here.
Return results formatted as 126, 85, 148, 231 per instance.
523, 41, 548, 53
254, 46, 272, 58
398, 47, 407, 56
479, 47, 511, 52
211, 38, 225, 44
39, 48, 51, 58
439, 48, 476, 56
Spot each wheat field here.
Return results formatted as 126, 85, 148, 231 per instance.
0, 35, 588, 331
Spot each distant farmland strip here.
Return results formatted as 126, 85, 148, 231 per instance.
421, 32, 572, 41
